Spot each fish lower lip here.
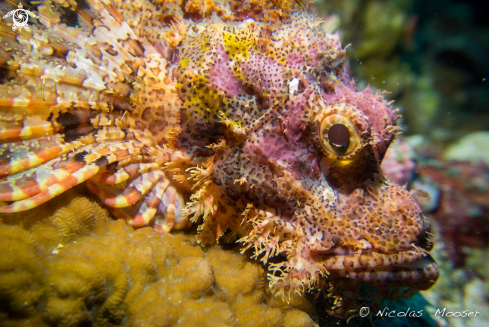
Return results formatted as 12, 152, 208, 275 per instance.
318, 247, 431, 271
327, 254, 439, 289
392, 254, 436, 269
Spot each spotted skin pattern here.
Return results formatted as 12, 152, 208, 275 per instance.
0, 0, 438, 316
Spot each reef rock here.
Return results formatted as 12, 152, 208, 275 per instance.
443, 131, 489, 166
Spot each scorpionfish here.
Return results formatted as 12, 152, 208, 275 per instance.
0, 0, 438, 316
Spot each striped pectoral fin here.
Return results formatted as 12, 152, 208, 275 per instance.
87, 170, 166, 207
0, 134, 85, 176
90, 162, 160, 185
103, 179, 189, 232
108, 178, 169, 227
0, 119, 53, 141
0, 153, 88, 202
0, 141, 143, 212
0, 162, 103, 212
153, 185, 188, 232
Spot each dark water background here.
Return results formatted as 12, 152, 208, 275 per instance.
317, 0, 489, 144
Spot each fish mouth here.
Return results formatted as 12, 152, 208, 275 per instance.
323, 251, 439, 290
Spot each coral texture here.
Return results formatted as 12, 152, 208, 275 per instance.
0, 0, 438, 316
0, 190, 317, 327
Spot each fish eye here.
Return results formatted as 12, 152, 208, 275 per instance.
328, 123, 350, 152
316, 104, 368, 162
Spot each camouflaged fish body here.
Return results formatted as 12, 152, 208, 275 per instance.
0, 0, 438, 316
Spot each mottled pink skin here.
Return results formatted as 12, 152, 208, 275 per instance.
338, 62, 357, 90
242, 82, 321, 184
286, 50, 308, 68
243, 129, 320, 182
209, 45, 243, 97
290, 28, 336, 69
240, 51, 286, 106
283, 84, 313, 141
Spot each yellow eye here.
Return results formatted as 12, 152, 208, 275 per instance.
316, 104, 369, 163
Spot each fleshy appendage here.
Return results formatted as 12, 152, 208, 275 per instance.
238, 206, 328, 298
178, 155, 246, 244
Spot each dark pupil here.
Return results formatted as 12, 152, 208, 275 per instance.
328, 124, 350, 148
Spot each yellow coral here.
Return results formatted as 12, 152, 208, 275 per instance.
0, 226, 45, 319
0, 188, 317, 326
